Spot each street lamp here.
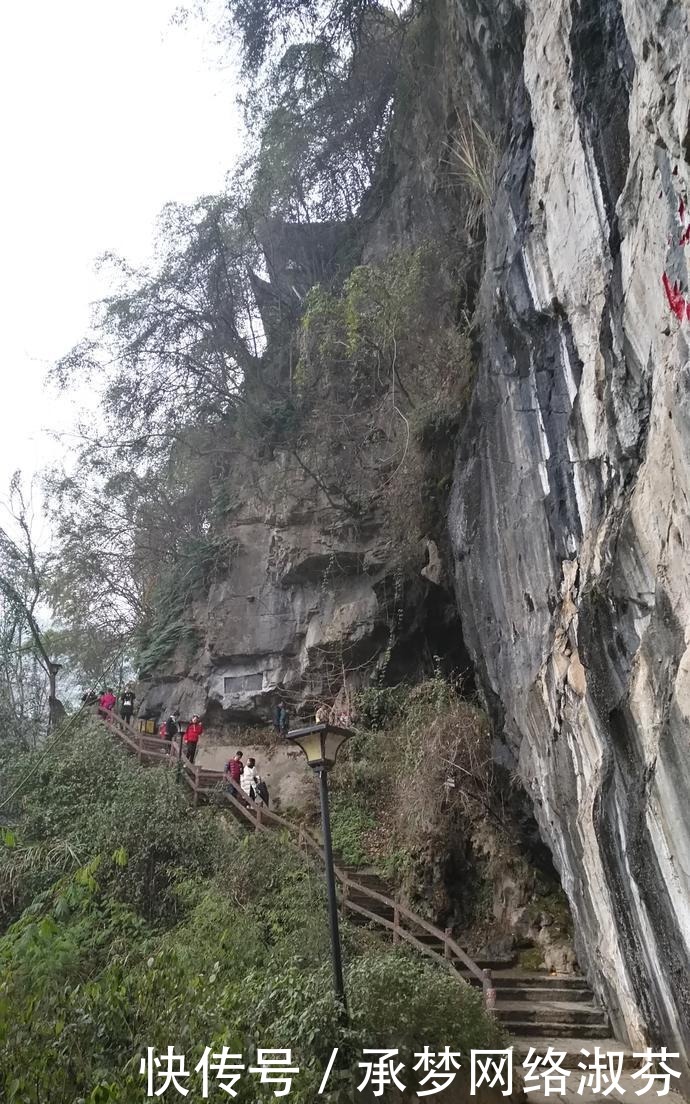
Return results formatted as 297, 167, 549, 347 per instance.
287, 722, 352, 1008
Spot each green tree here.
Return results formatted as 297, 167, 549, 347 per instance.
0, 474, 63, 741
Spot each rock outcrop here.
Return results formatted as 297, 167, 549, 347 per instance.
138, 454, 462, 725
450, 0, 690, 1072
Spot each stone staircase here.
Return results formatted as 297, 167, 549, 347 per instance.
338, 860, 620, 1056
98, 711, 630, 1067
480, 973, 610, 1040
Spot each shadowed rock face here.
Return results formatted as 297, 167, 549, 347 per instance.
138, 475, 394, 719
138, 455, 467, 729
450, 0, 690, 1071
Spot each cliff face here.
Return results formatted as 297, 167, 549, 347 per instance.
138, 453, 462, 725
139, 0, 690, 1067
450, 0, 690, 1064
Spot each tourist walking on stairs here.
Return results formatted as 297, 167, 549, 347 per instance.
225, 750, 244, 797
120, 687, 135, 725
99, 688, 116, 721
183, 714, 203, 763
162, 709, 180, 743
241, 756, 261, 802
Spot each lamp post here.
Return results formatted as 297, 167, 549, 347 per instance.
176, 720, 188, 783
286, 722, 352, 1008
47, 660, 63, 733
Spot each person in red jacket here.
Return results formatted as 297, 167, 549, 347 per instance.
225, 750, 244, 796
183, 714, 203, 763
99, 688, 116, 722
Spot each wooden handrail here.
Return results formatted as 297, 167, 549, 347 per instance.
93, 707, 489, 993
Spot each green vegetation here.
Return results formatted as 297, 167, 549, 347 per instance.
329, 677, 492, 907
136, 535, 237, 676
517, 948, 545, 972
288, 243, 473, 545
329, 794, 377, 866
324, 676, 578, 969
0, 721, 503, 1103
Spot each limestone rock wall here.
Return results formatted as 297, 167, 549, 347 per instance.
137, 0, 690, 1068
138, 454, 445, 726
450, 0, 690, 1066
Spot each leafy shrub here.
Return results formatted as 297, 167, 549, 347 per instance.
330, 677, 492, 908
0, 722, 222, 922
347, 949, 505, 1054
329, 796, 376, 867
354, 685, 408, 731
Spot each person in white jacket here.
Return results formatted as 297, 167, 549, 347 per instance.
241, 757, 262, 803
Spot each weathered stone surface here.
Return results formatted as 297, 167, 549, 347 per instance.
138, 453, 439, 725
450, 0, 690, 1074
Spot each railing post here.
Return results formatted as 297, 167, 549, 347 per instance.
482, 969, 496, 1011
255, 806, 262, 832
341, 879, 349, 918
393, 899, 401, 944
137, 734, 144, 764
193, 765, 200, 806
444, 926, 453, 960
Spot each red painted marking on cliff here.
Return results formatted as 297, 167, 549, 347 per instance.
661, 178, 690, 323
662, 273, 688, 322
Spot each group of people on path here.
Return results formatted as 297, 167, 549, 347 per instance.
161, 717, 268, 806
85, 686, 136, 725
159, 710, 203, 763
225, 749, 268, 806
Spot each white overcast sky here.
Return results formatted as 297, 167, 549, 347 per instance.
0, 0, 242, 495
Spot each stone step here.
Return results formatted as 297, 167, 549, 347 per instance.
511, 1038, 641, 1070
452, 957, 518, 971
496, 985, 593, 1003
496, 1003, 608, 1027
461, 972, 591, 991
503, 1020, 612, 1039
347, 896, 394, 914
343, 871, 390, 888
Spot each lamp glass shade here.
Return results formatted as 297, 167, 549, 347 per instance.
321, 729, 350, 767
292, 731, 324, 765
288, 725, 351, 768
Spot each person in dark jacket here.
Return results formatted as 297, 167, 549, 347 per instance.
273, 700, 289, 737
163, 709, 180, 742
120, 687, 135, 725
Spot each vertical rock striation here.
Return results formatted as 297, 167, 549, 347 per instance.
451, 0, 690, 1067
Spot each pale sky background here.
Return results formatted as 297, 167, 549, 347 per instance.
0, 0, 242, 498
